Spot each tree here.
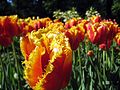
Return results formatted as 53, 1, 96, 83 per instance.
0, 0, 14, 15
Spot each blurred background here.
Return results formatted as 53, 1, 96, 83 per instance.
0, 0, 120, 23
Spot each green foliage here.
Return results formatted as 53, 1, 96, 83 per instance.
53, 7, 80, 22
112, 0, 120, 23
0, 37, 30, 90
85, 7, 100, 18
65, 40, 120, 90
1, 34, 120, 90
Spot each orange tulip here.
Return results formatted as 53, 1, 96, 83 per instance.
65, 20, 86, 50
115, 32, 120, 46
18, 17, 52, 36
20, 29, 72, 90
39, 17, 52, 28
101, 19, 118, 40
1, 16, 19, 37
89, 15, 101, 24
86, 23, 108, 44
64, 18, 77, 29
86, 19, 118, 50
0, 15, 19, 46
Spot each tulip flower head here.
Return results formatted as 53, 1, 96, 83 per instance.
65, 20, 86, 50
86, 17, 118, 50
0, 15, 18, 46
115, 28, 120, 46
20, 28, 72, 90
89, 15, 101, 24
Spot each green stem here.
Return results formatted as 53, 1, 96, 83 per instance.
95, 47, 103, 89
106, 50, 110, 70
1, 47, 8, 89
12, 43, 18, 70
77, 46, 82, 89
71, 51, 79, 90
81, 69, 85, 90
111, 47, 114, 70
103, 50, 106, 80
6, 48, 11, 89
89, 64, 93, 90
11, 42, 20, 89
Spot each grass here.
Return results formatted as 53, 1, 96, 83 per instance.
0, 37, 120, 90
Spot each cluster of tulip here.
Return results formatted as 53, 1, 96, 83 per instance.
17, 17, 52, 35
0, 15, 52, 46
0, 15, 120, 90
86, 15, 119, 50
0, 15, 119, 48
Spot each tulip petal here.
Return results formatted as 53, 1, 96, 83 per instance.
24, 46, 43, 87
20, 36, 35, 60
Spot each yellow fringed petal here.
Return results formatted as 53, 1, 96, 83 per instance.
24, 45, 44, 88
20, 36, 35, 60
20, 23, 72, 90
33, 30, 72, 90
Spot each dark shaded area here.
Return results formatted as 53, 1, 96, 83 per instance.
106, 0, 113, 19
0, 0, 120, 22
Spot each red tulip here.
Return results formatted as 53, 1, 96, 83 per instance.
115, 32, 120, 46
65, 26, 85, 50
86, 23, 108, 44
86, 19, 118, 50
89, 15, 101, 23
20, 30, 72, 90
99, 40, 112, 50
64, 19, 86, 50
1, 16, 19, 37
65, 18, 77, 29
0, 15, 19, 46
0, 35, 13, 47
